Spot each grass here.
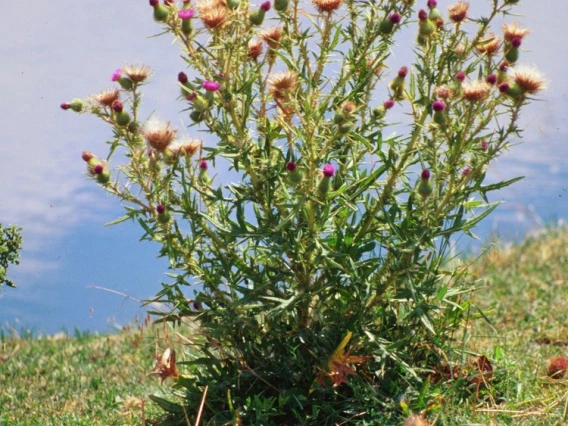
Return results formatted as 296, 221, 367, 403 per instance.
1, 227, 568, 425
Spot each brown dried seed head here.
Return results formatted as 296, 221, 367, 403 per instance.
122, 64, 153, 83
476, 33, 501, 56
502, 22, 530, 42
434, 85, 455, 100
402, 413, 431, 426
197, 0, 227, 29
142, 119, 177, 152
260, 27, 283, 49
248, 40, 263, 60
311, 0, 343, 14
94, 88, 120, 107
462, 80, 491, 102
510, 65, 547, 94
268, 70, 298, 100
448, 1, 469, 23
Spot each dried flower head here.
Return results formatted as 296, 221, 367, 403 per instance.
122, 64, 153, 83
342, 101, 356, 114
434, 85, 455, 100
248, 39, 263, 60
311, 0, 343, 14
94, 88, 120, 107
268, 70, 298, 100
476, 33, 501, 56
509, 65, 547, 94
448, 1, 469, 23
402, 413, 431, 426
197, 0, 227, 29
462, 80, 491, 102
453, 43, 466, 57
260, 26, 283, 49
142, 119, 177, 152
502, 22, 530, 42
170, 138, 202, 157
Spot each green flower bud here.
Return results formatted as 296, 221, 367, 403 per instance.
286, 162, 303, 185
249, 9, 266, 26
96, 169, 111, 184
115, 111, 131, 127
69, 99, 84, 113
338, 122, 354, 135
192, 95, 210, 113
505, 46, 519, 63
181, 19, 193, 35
372, 105, 386, 120
117, 77, 134, 91
333, 111, 346, 124
127, 121, 141, 134
227, 0, 240, 9
190, 110, 206, 122
379, 19, 394, 34
418, 169, 433, 199
156, 205, 171, 224
274, 0, 288, 11
153, 4, 169, 22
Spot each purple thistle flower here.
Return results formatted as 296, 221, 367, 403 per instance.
390, 13, 401, 24
398, 66, 409, 78
427, 0, 437, 8
498, 82, 510, 93
462, 167, 471, 176
178, 71, 188, 84
455, 71, 466, 82
178, 9, 195, 20
60, 102, 71, 110
200, 160, 208, 170
149, 0, 159, 6
202, 80, 221, 91
93, 164, 104, 175
322, 164, 335, 178
421, 168, 431, 180
286, 162, 297, 172
418, 9, 428, 21
186, 92, 197, 102
511, 37, 522, 48
432, 100, 445, 111
156, 204, 166, 214
383, 99, 395, 109
260, 1, 271, 11
486, 74, 497, 85
111, 68, 122, 82
481, 140, 489, 151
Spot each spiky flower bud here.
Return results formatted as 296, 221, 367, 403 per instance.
156, 204, 171, 224
432, 101, 447, 128
418, 169, 433, 199
418, 9, 436, 37
390, 66, 408, 100
199, 160, 211, 185
60, 102, 71, 110
249, 9, 266, 26
318, 164, 335, 194
379, 13, 401, 34
286, 161, 303, 184
274, 0, 288, 11
151, 1, 169, 22
69, 99, 84, 113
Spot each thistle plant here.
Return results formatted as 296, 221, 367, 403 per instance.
63, 0, 546, 423
0, 224, 22, 289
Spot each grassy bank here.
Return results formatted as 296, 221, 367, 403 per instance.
1, 228, 568, 425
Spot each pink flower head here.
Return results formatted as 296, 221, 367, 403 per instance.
462, 167, 471, 176
427, 0, 437, 8
202, 80, 221, 91
418, 9, 428, 21
81, 151, 93, 162
432, 100, 445, 111
149, 0, 159, 6
186, 92, 197, 102
156, 204, 166, 214
390, 13, 401, 24
486, 74, 497, 85
384, 99, 395, 109
111, 68, 122, 82
178, 9, 195, 20
286, 161, 297, 172
398, 66, 409, 78
481, 140, 489, 151
112, 100, 123, 113
93, 164, 104, 175
498, 82, 510, 93
260, 1, 271, 11
322, 164, 335, 178
200, 160, 208, 170
421, 168, 431, 180
178, 71, 188, 84
60, 102, 71, 110
455, 71, 466, 82
511, 37, 522, 48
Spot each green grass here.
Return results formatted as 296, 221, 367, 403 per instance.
2, 227, 568, 425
